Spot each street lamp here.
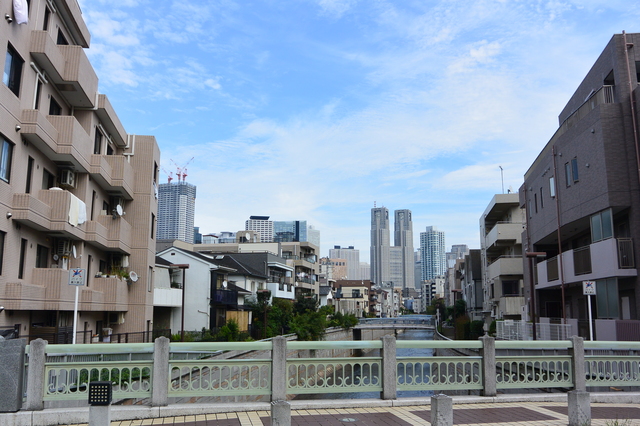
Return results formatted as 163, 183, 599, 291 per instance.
525, 252, 546, 340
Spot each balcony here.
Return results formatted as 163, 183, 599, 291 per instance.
21, 111, 92, 172
486, 256, 523, 281
212, 289, 238, 306
484, 222, 523, 251
536, 238, 637, 289
91, 277, 129, 311
89, 154, 135, 199
154, 287, 182, 307
499, 296, 525, 317
30, 31, 97, 107
96, 95, 127, 147
85, 215, 131, 253
37, 268, 75, 311
51, 0, 91, 47
267, 281, 295, 300
13, 189, 86, 239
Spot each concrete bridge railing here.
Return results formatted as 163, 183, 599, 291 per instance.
1, 335, 639, 412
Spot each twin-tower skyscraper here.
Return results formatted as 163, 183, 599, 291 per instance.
370, 207, 414, 290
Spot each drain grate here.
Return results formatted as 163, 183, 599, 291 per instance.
339, 418, 359, 422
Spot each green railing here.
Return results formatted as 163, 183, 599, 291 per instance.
17, 336, 640, 409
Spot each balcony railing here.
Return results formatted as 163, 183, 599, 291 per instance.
547, 256, 559, 281
573, 246, 592, 275
212, 289, 238, 306
618, 238, 635, 268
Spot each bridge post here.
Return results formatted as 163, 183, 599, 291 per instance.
272, 336, 287, 401
569, 336, 586, 391
0, 338, 26, 412
151, 336, 170, 406
25, 338, 46, 411
381, 334, 396, 400
430, 394, 453, 426
480, 335, 496, 397
567, 390, 590, 426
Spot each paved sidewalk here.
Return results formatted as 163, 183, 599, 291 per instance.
4, 394, 639, 425
83, 401, 640, 426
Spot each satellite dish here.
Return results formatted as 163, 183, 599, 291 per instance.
129, 271, 139, 282
116, 205, 124, 216
245, 232, 250, 240
222, 280, 228, 288
71, 245, 77, 259
53, 254, 59, 261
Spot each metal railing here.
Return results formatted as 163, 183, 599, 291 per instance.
496, 320, 573, 341
573, 246, 592, 275
618, 238, 635, 268
17, 336, 640, 409
547, 256, 559, 281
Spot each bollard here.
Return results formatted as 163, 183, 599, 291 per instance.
271, 400, 291, 426
568, 390, 591, 426
431, 394, 453, 426
88, 381, 112, 426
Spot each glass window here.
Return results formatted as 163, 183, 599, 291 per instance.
0, 137, 13, 182
3, 45, 24, 97
94, 129, 102, 155
596, 278, 619, 319
0, 231, 5, 275
591, 209, 613, 243
565, 163, 572, 187
549, 176, 556, 197
571, 158, 579, 182
36, 245, 49, 268
49, 97, 62, 115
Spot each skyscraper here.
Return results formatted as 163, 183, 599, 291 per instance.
420, 226, 446, 281
394, 209, 415, 290
329, 246, 361, 279
245, 216, 273, 242
273, 220, 308, 242
370, 207, 391, 285
158, 181, 197, 243
370, 206, 414, 289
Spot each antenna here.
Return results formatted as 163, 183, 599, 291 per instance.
499, 166, 504, 194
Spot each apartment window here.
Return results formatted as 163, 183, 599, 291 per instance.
591, 209, 613, 243
18, 239, 27, 279
94, 129, 103, 155
34, 79, 42, 109
571, 158, 579, 182
534, 193, 538, 213
42, 168, 54, 189
36, 245, 49, 268
549, 176, 556, 197
0, 231, 5, 275
0, 137, 13, 183
3, 44, 24, 97
148, 267, 153, 292
56, 29, 69, 45
151, 213, 156, 239
596, 278, 619, 319
49, 97, 62, 115
540, 187, 544, 208
87, 255, 92, 287
43, 7, 51, 31
565, 162, 572, 187
26, 157, 34, 193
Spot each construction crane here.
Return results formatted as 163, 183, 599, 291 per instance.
169, 157, 195, 182
161, 166, 173, 184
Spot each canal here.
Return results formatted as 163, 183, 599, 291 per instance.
298, 327, 435, 400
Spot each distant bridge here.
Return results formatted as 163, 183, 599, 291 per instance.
355, 315, 435, 330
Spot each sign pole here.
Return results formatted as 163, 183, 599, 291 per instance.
587, 294, 593, 341
69, 268, 86, 344
73, 285, 79, 344
582, 281, 596, 341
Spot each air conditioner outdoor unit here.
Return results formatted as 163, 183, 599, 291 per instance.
56, 239, 72, 256
60, 170, 76, 187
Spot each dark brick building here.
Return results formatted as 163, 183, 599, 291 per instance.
521, 32, 640, 340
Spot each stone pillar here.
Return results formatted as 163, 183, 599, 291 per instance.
272, 336, 288, 401
570, 336, 586, 391
430, 394, 453, 426
151, 336, 170, 407
0, 338, 26, 412
480, 335, 496, 397
270, 400, 291, 426
568, 390, 590, 426
381, 334, 396, 400
89, 405, 111, 426
25, 338, 46, 411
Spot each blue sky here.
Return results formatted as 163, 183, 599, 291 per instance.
79, 0, 639, 261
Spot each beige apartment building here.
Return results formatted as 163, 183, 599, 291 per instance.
0, 1, 160, 342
